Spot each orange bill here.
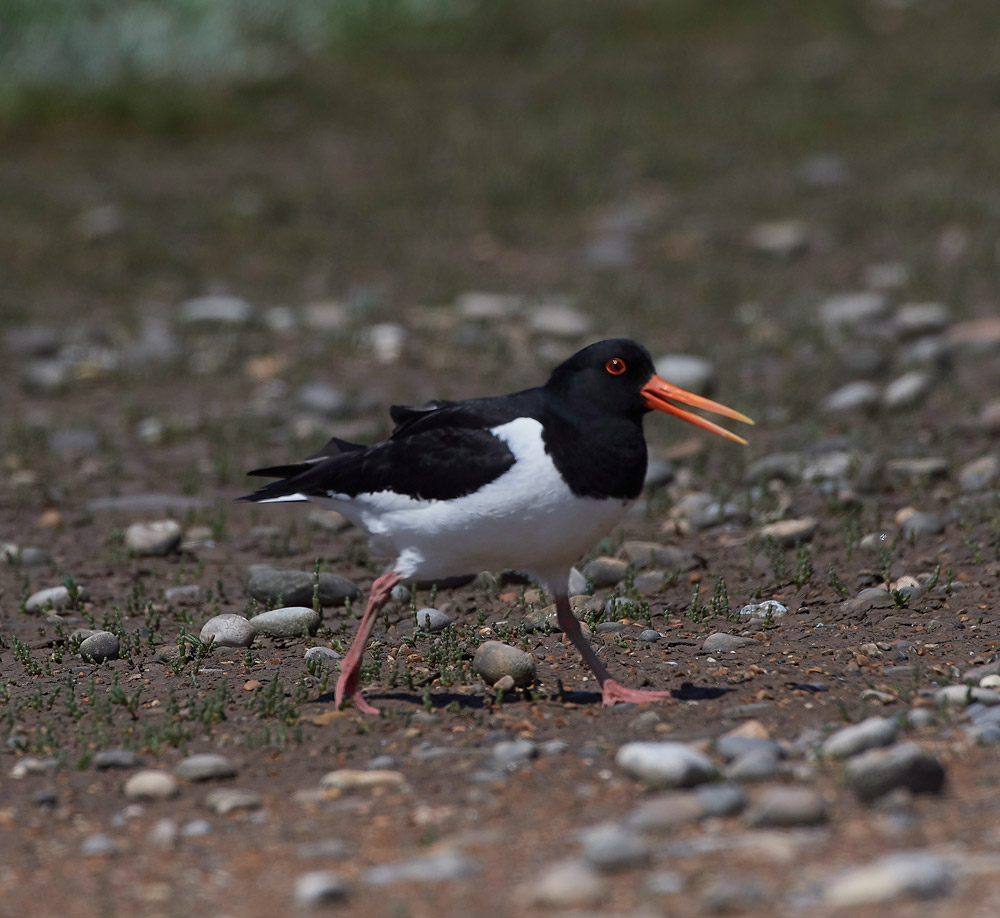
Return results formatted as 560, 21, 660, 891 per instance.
640, 375, 754, 445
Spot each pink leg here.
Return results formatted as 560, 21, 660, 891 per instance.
334, 570, 401, 715
554, 594, 673, 708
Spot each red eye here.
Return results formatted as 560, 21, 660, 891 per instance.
606, 358, 627, 375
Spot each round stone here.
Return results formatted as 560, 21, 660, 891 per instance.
883, 370, 933, 408
738, 600, 788, 621
524, 859, 607, 906
78, 632, 120, 663
759, 518, 817, 545
305, 646, 341, 665
845, 742, 945, 801
414, 608, 452, 633
294, 871, 349, 908
582, 556, 628, 588
616, 741, 716, 789
25, 584, 82, 613
180, 295, 253, 325
473, 641, 537, 688
94, 749, 143, 770
653, 355, 715, 395
824, 852, 951, 906
251, 606, 320, 637
580, 824, 649, 871
246, 568, 360, 607
745, 787, 827, 827
935, 685, 1000, 707
822, 716, 899, 759
124, 770, 179, 801
125, 519, 182, 556
204, 789, 261, 814
820, 381, 881, 414
958, 454, 1000, 493
702, 633, 755, 652
200, 614, 255, 648
174, 754, 237, 781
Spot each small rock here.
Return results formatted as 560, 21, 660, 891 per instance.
893, 302, 951, 337
702, 877, 768, 912
724, 748, 781, 782
864, 262, 909, 291
79, 632, 120, 663
363, 322, 406, 364
958, 454, 1000, 492
364, 851, 479, 885
745, 786, 827, 827
899, 510, 945, 538
822, 716, 899, 759
0, 543, 52, 566
320, 770, 407, 792
738, 600, 788, 621
528, 300, 591, 338
883, 370, 933, 409
702, 632, 755, 652
473, 641, 536, 687
935, 685, 1000, 707
294, 871, 349, 908
580, 824, 649, 871
582, 556, 628, 587
302, 300, 348, 333
624, 793, 706, 831
175, 754, 237, 781
125, 520, 182, 556
147, 818, 179, 849
297, 382, 347, 416
124, 770, 179, 801
200, 614, 255, 648
94, 749, 143, 770
819, 291, 887, 330
305, 646, 341, 665
695, 783, 748, 817
746, 219, 809, 257
820, 381, 881, 414
165, 584, 201, 605
204, 789, 262, 814
491, 739, 536, 770
415, 608, 452, 633
654, 355, 716, 394
759, 517, 817, 545
246, 568, 360, 607
522, 859, 607, 906
645, 871, 686, 895
846, 743, 945, 801
180, 295, 253, 325
744, 452, 803, 483
637, 629, 661, 642
81, 834, 118, 857
616, 741, 716, 789
251, 606, 320, 638
25, 584, 82, 613
824, 852, 951, 906
455, 291, 523, 320
621, 541, 698, 571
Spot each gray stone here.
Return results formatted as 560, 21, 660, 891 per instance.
624, 793, 705, 831
49, 428, 100, 455
82, 833, 118, 857
297, 382, 347, 416
491, 739, 537, 769
702, 632, 755, 653
415, 608, 452, 633
935, 685, 1000, 708
738, 600, 788, 621
124, 770, 179, 801
204, 789, 262, 814
824, 852, 952, 906
22, 358, 70, 392
567, 566, 588, 596
181, 819, 211, 837
180, 295, 253, 325
702, 877, 768, 912
744, 452, 802, 483
528, 300, 591, 338
147, 818, 179, 849
621, 540, 698, 571
25, 584, 82, 613
759, 517, 817, 545
864, 262, 909, 290
251, 606, 320, 638
294, 871, 349, 908
645, 871, 686, 895
745, 786, 827, 827
906, 707, 937, 729
523, 859, 607, 906
637, 629, 661, 642
746, 219, 809, 257
654, 354, 715, 394
455, 291, 523, 320
165, 585, 201, 605
822, 716, 899, 759
305, 646, 341, 665
302, 300, 349, 333
473, 642, 536, 688
616, 741, 717, 789
959, 454, 1000, 492
820, 381, 881, 414
175, 754, 237, 781
0, 544, 52, 566
79, 632, 120, 663
846, 743, 945, 801
694, 783, 747, 817
364, 850, 479, 885
94, 749, 143, 770
796, 154, 850, 188
716, 734, 782, 762
725, 747, 781, 782
200, 614, 255, 648
582, 556, 628, 588
643, 459, 675, 490
125, 519, 183, 556
819, 291, 887, 330
899, 511, 945, 538
883, 370, 933, 409
894, 302, 951, 337
246, 568, 360, 607
5, 325, 62, 356
580, 823, 649, 871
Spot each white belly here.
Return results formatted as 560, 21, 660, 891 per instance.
311, 417, 632, 593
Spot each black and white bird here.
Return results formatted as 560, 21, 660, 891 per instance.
240, 338, 752, 713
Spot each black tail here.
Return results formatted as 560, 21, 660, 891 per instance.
238, 435, 366, 503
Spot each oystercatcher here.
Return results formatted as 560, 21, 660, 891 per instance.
240, 338, 752, 713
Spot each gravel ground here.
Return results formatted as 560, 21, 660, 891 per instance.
3, 4, 1000, 916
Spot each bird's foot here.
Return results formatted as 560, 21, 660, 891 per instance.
334, 673, 381, 716
601, 679, 673, 707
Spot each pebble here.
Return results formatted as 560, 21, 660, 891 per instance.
180, 295, 253, 325
846, 743, 945, 801
294, 871, 349, 907
522, 859, 607, 906
364, 322, 407, 363
893, 301, 951, 337
246, 568, 360, 607
0, 543, 52, 566
621, 540, 697, 571
455, 291, 523, 320
79, 632, 120, 663
491, 739, 536, 770
473, 641, 537, 687
200, 614, 256, 648
744, 786, 827, 827
644, 459, 675, 490
819, 291, 887, 331
9, 757, 58, 779
125, 519, 182, 556
527, 300, 592, 338
624, 793, 706, 831
653, 354, 715, 394
415, 607, 452, 633
738, 600, 788, 621
864, 262, 909, 290
822, 716, 899, 759
147, 818, 178, 849
81, 833, 118, 857
94, 749, 143, 770
580, 823, 649, 871
204, 789, 261, 814
364, 850, 479, 885
615, 742, 717, 789
645, 871, 686, 895
302, 300, 348, 333
175, 754, 237, 781
181, 819, 211, 837
824, 852, 951, 906
305, 646, 341, 665
124, 770, 179, 801
935, 685, 1000, 707
820, 381, 880, 414
701, 877, 768, 912
25, 584, 81, 613
251, 606, 320, 637
883, 370, 933, 408
582, 556, 628, 587
725, 747, 781, 782
637, 629, 661, 642
759, 517, 817, 545
49, 428, 100, 455
320, 770, 407, 792
746, 219, 809, 257
5, 324, 62, 356
899, 510, 945, 538
702, 632, 756, 652
297, 381, 347, 416
958, 454, 1000, 492
695, 782, 748, 817
744, 452, 802, 483
22, 359, 70, 392
165, 584, 201, 606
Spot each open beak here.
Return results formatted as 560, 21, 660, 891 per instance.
640, 375, 754, 445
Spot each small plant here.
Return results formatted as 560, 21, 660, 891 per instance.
686, 582, 707, 622
793, 543, 813, 589
710, 576, 729, 618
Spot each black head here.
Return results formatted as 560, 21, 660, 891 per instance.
544, 338, 658, 421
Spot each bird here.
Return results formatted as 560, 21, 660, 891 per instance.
240, 338, 752, 714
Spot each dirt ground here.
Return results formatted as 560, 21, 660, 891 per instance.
3, 3, 1000, 916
